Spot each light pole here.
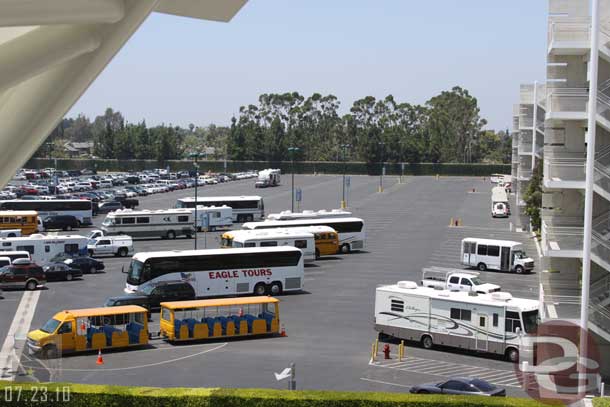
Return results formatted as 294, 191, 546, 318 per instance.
288, 147, 300, 212
189, 152, 201, 250
378, 142, 385, 193
340, 144, 351, 208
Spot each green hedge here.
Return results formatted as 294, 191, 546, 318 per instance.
594, 398, 610, 407
25, 158, 509, 177
0, 381, 552, 406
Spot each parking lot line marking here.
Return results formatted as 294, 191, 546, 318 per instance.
21, 342, 228, 372
359, 377, 412, 389
547, 304, 558, 319
0, 290, 40, 380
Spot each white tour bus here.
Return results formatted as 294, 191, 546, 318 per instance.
190, 205, 233, 231
374, 281, 539, 362
266, 209, 352, 221
101, 208, 195, 240
242, 217, 365, 254
175, 196, 264, 223
0, 234, 88, 264
221, 228, 316, 263
461, 238, 535, 274
0, 199, 93, 225
124, 246, 304, 297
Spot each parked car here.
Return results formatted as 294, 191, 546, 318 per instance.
64, 256, 104, 274
0, 259, 46, 290
43, 263, 83, 281
43, 214, 80, 231
87, 235, 133, 257
409, 377, 505, 397
97, 201, 123, 214
104, 280, 195, 311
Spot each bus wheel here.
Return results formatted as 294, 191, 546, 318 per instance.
506, 347, 519, 363
477, 263, 487, 271
315, 249, 320, 260
269, 282, 283, 296
421, 335, 433, 349
167, 230, 176, 240
118, 248, 128, 257
514, 266, 524, 274
340, 244, 351, 254
253, 283, 266, 296
42, 345, 58, 359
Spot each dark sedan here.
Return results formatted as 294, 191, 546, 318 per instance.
43, 263, 83, 281
64, 256, 105, 274
105, 281, 195, 311
409, 377, 505, 397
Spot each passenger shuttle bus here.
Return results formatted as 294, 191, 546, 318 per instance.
125, 246, 304, 296
176, 196, 264, 223
0, 234, 88, 264
374, 281, 539, 362
220, 229, 316, 262
266, 209, 352, 221
461, 238, 534, 274
101, 208, 195, 239
242, 217, 364, 254
0, 200, 93, 225
0, 210, 39, 235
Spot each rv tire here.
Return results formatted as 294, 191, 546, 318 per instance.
166, 230, 176, 240
477, 263, 487, 271
421, 335, 433, 349
506, 347, 519, 363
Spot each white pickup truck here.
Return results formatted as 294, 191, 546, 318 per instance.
87, 230, 133, 257
421, 267, 501, 294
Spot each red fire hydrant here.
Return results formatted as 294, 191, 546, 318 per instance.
383, 344, 391, 359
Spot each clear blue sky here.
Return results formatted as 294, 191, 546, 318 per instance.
69, 0, 548, 131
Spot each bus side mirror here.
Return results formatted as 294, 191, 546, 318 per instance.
121, 266, 126, 274
516, 327, 522, 336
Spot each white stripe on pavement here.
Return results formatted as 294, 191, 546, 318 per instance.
0, 291, 40, 380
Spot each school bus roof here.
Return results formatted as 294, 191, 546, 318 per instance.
55, 305, 148, 319
0, 210, 38, 216
161, 296, 279, 310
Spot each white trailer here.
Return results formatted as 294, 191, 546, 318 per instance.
101, 208, 195, 239
255, 169, 281, 188
190, 205, 233, 231
221, 228, 316, 263
461, 238, 535, 273
0, 234, 88, 264
420, 267, 501, 294
374, 281, 539, 362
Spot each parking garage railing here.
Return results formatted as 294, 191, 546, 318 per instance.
544, 150, 586, 184
541, 219, 584, 255
546, 88, 589, 114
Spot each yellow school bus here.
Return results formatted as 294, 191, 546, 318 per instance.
160, 297, 280, 342
27, 305, 148, 358
0, 210, 39, 235
221, 225, 339, 258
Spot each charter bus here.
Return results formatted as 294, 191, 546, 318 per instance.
160, 296, 280, 342
176, 196, 264, 223
220, 229, 316, 262
0, 199, 93, 225
242, 217, 365, 254
0, 210, 39, 235
374, 281, 539, 362
461, 238, 535, 274
27, 305, 149, 358
101, 208, 195, 239
0, 234, 88, 265
125, 246, 304, 297
266, 209, 352, 221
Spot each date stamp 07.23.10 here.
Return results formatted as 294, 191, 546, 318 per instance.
2, 386, 71, 403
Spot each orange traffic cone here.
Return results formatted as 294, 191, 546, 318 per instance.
96, 349, 104, 365
280, 324, 286, 337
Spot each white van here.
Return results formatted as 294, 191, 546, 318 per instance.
87, 235, 133, 257
461, 238, 535, 274
492, 202, 509, 218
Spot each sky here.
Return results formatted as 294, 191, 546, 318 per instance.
69, 0, 548, 131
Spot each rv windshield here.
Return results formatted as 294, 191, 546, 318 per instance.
102, 217, 114, 226
522, 310, 539, 334
513, 250, 527, 259
127, 260, 145, 285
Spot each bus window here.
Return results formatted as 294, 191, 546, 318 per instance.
260, 241, 278, 247
294, 240, 307, 249
178, 216, 189, 222
477, 245, 488, 256
136, 217, 150, 224
487, 246, 500, 257
244, 242, 256, 247
122, 217, 135, 224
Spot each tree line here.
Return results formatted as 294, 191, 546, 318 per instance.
39, 86, 511, 164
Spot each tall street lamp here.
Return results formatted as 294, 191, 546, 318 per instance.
189, 152, 202, 250
340, 144, 351, 208
378, 142, 385, 193
288, 147, 300, 212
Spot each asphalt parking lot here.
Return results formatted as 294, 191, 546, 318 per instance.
1, 174, 538, 397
